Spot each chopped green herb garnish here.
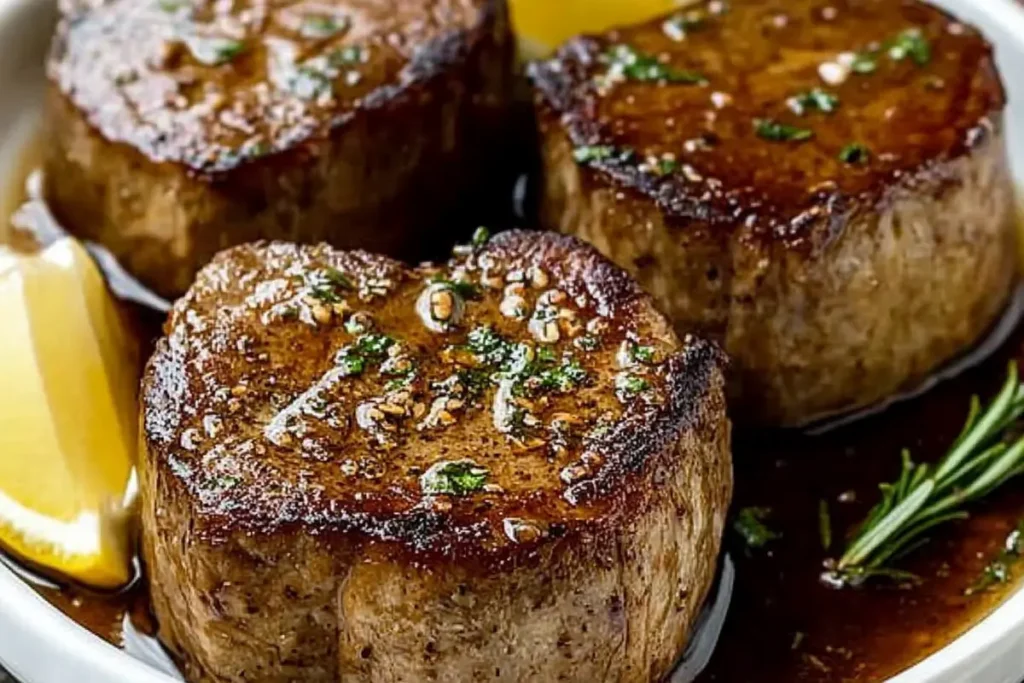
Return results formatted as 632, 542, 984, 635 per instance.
653, 157, 678, 176
187, 37, 246, 66
604, 44, 706, 84
420, 460, 488, 496
466, 327, 536, 378
464, 326, 589, 399
535, 359, 588, 393
471, 226, 491, 247
336, 353, 365, 377
452, 227, 492, 257
788, 88, 839, 115
851, 51, 878, 74
466, 326, 516, 367
572, 145, 635, 165
429, 275, 481, 300
734, 507, 781, 550
839, 143, 870, 165
456, 368, 491, 401
502, 403, 533, 440
628, 342, 656, 365
615, 373, 650, 399
754, 119, 813, 142
536, 346, 558, 364
384, 375, 414, 391
355, 333, 394, 358
305, 267, 353, 303
300, 14, 349, 39
575, 334, 600, 352
887, 28, 931, 66
334, 333, 394, 376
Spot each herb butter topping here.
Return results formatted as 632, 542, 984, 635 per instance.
420, 460, 489, 496
531, 0, 1001, 236
144, 233, 702, 550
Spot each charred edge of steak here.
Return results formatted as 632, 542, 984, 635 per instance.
329, 0, 512, 130
527, 6, 1005, 251
488, 232, 729, 506
141, 230, 727, 567
563, 337, 725, 504
398, 0, 506, 88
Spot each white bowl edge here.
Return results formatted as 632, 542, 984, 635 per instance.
0, 0, 1023, 681
0, 559, 176, 683
893, 0, 1024, 681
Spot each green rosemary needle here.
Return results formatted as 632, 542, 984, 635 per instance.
823, 362, 1024, 588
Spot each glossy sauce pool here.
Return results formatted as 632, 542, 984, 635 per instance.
701, 333, 1024, 682
3, 157, 1024, 682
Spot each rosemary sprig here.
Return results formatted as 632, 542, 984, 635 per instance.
823, 363, 1024, 588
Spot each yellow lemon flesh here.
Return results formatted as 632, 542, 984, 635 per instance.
511, 0, 689, 57
0, 238, 138, 590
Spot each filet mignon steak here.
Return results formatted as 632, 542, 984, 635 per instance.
44, 0, 514, 299
140, 230, 732, 683
530, 0, 1018, 426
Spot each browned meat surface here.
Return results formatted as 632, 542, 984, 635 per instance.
530, 0, 1018, 426
139, 230, 732, 683
44, 0, 514, 299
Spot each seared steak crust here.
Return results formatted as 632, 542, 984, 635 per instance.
530, 0, 1018, 425
140, 231, 732, 682
44, 0, 514, 298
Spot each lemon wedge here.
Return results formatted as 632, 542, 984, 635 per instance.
0, 238, 139, 589
511, 0, 690, 57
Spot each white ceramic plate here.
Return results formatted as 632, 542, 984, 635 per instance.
1, 0, 1024, 681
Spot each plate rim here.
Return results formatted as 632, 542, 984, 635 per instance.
0, 0, 1023, 680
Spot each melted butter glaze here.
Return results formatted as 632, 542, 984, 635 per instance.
530, 0, 1004, 247
141, 233, 722, 566
49, 0, 500, 172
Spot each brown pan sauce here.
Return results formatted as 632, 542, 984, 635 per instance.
701, 325, 1024, 682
